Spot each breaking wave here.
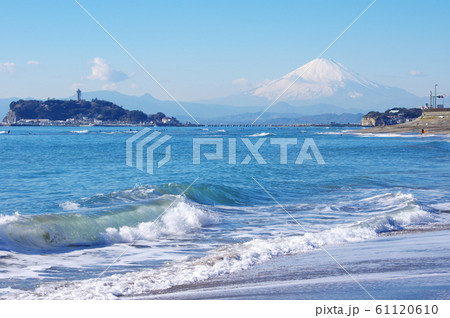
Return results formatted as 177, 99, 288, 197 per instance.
247, 132, 274, 137
12, 191, 438, 299
70, 130, 89, 134
0, 185, 221, 253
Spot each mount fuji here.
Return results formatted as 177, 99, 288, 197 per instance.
200, 58, 423, 113
253, 58, 378, 101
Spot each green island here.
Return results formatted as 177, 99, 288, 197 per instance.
1, 98, 188, 126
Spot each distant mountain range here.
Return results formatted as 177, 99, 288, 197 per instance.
192, 111, 364, 125
0, 58, 426, 124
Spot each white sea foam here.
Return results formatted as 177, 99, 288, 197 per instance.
430, 202, 450, 212
109, 186, 156, 202
70, 130, 88, 134
99, 130, 138, 134
247, 132, 274, 137
315, 132, 344, 135
17, 204, 434, 299
0, 212, 20, 225
360, 192, 414, 205
354, 132, 450, 138
59, 201, 80, 210
0, 287, 22, 298
102, 201, 220, 243
0, 131, 8, 134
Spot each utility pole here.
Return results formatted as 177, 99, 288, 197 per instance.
430, 91, 433, 108
435, 84, 438, 109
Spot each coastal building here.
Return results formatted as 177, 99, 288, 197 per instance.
16, 119, 51, 125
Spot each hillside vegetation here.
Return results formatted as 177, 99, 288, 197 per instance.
361, 108, 422, 126
3, 99, 181, 125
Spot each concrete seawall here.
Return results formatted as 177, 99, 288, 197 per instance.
422, 108, 450, 118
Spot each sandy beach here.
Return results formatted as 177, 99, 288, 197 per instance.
357, 110, 450, 135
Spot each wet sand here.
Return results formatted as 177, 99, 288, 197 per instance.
131, 230, 450, 300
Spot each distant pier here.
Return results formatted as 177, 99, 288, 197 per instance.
204, 123, 361, 128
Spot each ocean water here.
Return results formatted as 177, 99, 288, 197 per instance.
0, 126, 449, 299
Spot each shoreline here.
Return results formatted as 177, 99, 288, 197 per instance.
356, 109, 450, 135
0, 123, 362, 128
356, 125, 450, 135
129, 229, 450, 300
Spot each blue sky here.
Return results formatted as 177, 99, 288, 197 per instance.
0, 0, 449, 101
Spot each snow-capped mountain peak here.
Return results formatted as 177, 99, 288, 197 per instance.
251, 58, 378, 101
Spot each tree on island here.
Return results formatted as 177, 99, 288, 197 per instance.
3, 99, 181, 126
